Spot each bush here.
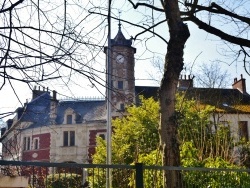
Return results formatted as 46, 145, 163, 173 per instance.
46, 173, 82, 188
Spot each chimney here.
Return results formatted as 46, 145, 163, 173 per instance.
232, 74, 247, 94
178, 75, 194, 89
32, 85, 49, 100
52, 90, 57, 101
1, 127, 6, 136
6, 119, 13, 129
50, 90, 58, 125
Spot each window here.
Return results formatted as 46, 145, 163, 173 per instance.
23, 136, 31, 150
64, 108, 75, 124
99, 134, 105, 140
67, 115, 73, 124
120, 103, 125, 111
63, 131, 68, 146
33, 138, 39, 150
118, 81, 123, 89
239, 121, 248, 141
63, 131, 75, 146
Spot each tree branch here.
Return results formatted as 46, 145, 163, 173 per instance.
187, 16, 250, 48
0, 0, 24, 13
127, 0, 164, 12
185, 2, 250, 25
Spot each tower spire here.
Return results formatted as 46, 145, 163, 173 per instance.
118, 11, 121, 31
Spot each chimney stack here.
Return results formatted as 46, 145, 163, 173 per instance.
1, 127, 6, 136
178, 75, 194, 89
6, 119, 13, 129
232, 74, 247, 94
32, 85, 49, 100
52, 90, 57, 101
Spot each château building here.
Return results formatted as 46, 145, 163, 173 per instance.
1, 24, 250, 164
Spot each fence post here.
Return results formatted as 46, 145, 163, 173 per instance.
135, 163, 144, 188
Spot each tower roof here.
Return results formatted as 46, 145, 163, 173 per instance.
111, 22, 133, 47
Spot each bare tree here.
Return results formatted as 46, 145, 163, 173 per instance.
0, 1, 109, 119
148, 56, 164, 84
195, 61, 231, 88
1, 1, 250, 187
127, 1, 250, 187
184, 1, 250, 74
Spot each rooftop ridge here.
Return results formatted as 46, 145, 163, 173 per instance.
59, 96, 105, 101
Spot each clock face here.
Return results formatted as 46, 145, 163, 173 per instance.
116, 54, 125, 63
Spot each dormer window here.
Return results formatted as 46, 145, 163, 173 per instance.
67, 115, 73, 124
64, 108, 75, 124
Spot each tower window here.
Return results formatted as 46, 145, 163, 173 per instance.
118, 81, 123, 89
120, 103, 125, 111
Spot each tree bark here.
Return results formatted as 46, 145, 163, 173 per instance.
159, 1, 190, 187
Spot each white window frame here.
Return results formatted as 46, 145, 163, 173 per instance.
63, 131, 75, 146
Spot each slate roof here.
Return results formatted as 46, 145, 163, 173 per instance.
180, 87, 250, 105
4, 83, 250, 133
135, 85, 250, 113
135, 86, 159, 103
180, 87, 250, 113
14, 92, 106, 130
21, 92, 51, 129
55, 100, 106, 124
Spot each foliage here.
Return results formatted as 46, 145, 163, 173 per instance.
237, 140, 250, 168
46, 173, 81, 188
176, 93, 236, 162
181, 142, 250, 187
137, 150, 163, 188
177, 93, 250, 187
92, 94, 250, 187
92, 96, 159, 187
94, 96, 159, 164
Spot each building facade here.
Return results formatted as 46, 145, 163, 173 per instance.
1, 26, 250, 164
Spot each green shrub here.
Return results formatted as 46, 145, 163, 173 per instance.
45, 173, 82, 188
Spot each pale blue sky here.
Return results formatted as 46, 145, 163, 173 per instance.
0, 0, 250, 121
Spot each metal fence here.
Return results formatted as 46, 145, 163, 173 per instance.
1, 160, 250, 188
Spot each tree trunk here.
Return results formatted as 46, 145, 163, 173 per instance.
159, 1, 190, 187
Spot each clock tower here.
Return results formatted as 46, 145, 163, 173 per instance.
105, 22, 136, 115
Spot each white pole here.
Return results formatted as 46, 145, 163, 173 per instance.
106, 0, 112, 187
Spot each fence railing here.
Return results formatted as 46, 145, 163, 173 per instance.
1, 160, 250, 188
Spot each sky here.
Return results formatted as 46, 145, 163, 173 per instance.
0, 0, 250, 122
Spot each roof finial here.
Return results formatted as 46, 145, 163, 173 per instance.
118, 10, 121, 31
